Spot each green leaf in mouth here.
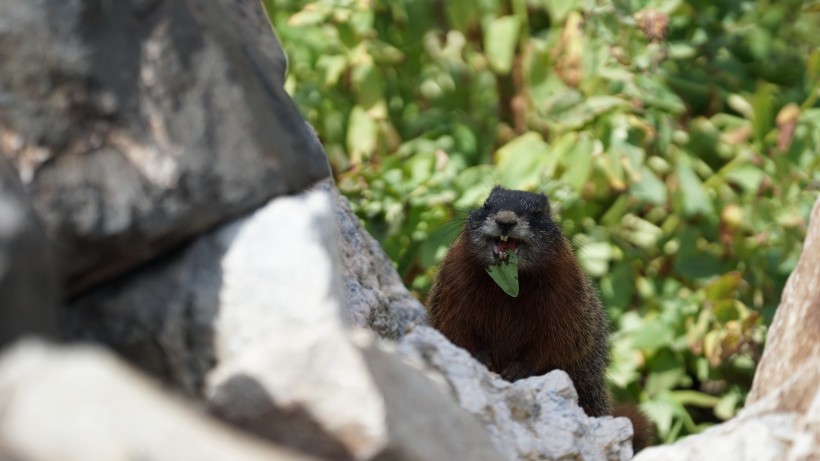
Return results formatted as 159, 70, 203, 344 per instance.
486, 250, 519, 297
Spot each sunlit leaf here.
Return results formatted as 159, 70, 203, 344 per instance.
561, 133, 594, 191
670, 390, 720, 408
485, 15, 521, 74
577, 240, 612, 277
346, 106, 377, 164
631, 165, 667, 205
676, 157, 713, 217
495, 132, 553, 189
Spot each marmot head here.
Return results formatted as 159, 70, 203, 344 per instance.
465, 186, 564, 272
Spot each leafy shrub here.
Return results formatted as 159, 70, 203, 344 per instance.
265, 0, 820, 442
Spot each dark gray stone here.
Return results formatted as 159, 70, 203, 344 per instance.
0, 156, 59, 347
0, 0, 329, 295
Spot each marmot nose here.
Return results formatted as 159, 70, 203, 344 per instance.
495, 213, 518, 234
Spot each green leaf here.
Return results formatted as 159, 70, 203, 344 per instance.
714, 390, 740, 420
550, 96, 627, 129
537, 0, 582, 22
485, 15, 521, 74
805, 0, 820, 12
704, 272, 741, 301
670, 390, 720, 408
577, 240, 612, 277
495, 132, 553, 189
346, 106, 378, 164
486, 250, 520, 297
752, 83, 775, 143
561, 133, 594, 191
711, 300, 741, 323
317, 55, 348, 87
726, 165, 764, 193
351, 63, 386, 115
676, 157, 714, 217
600, 262, 635, 311
631, 319, 674, 350
631, 165, 667, 205
674, 227, 723, 280
287, 9, 329, 26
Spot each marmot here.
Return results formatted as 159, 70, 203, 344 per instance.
428, 186, 652, 448
428, 186, 610, 415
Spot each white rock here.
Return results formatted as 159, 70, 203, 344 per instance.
398, 327, 634, 461
0, 339, 322, 461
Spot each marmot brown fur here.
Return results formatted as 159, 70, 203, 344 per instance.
428, 186, 652, 450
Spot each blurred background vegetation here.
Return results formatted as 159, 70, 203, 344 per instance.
263, 0, 820, 443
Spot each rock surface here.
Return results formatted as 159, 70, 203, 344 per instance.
68, 185, 501, 461
326, 181, 427, 339
0, 0, 329, 295
202, 187, 387, 460
398, 327, 635, 461
748, 196, 820, 409
0, 156, 59, 346
0, 339, 322, 461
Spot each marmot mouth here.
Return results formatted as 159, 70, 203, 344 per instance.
491, 236, 520, 259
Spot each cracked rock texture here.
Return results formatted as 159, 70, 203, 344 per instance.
325, 181, 427, 339
0, 156, 59, 346
0, 0, 329, 295
398, 327, 634, 461
67, 185, 501, 461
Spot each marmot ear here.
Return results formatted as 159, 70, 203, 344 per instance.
540, 193, 551, 214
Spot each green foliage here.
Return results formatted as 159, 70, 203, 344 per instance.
266, 0, 820, 443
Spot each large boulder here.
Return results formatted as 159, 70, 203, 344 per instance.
0, 0, 329, 295
0, 339, 322, 461
67, 184, 502, 461
0, 156, 59, 346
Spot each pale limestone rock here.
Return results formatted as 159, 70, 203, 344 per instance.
0, 339, 321, 461
68, 185, 501, 461
398, 327, 635, 461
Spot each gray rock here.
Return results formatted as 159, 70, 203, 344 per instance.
0, 0, 329, 295
202, 187, 388, 460
0, 156, 59, 346
398, 327, 634, 461
68, 185, 499, 460
324, 180, 427, 339
0, 339, 322, 461
356, 333, 504, 461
